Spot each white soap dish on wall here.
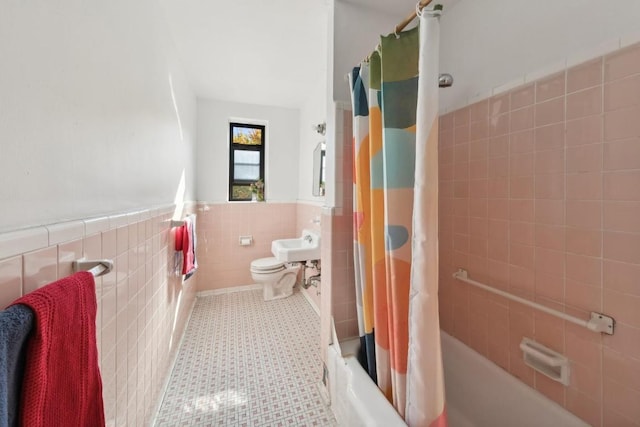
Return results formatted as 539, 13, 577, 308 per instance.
520, 338, 570, 386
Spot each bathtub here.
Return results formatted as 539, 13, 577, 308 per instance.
327, 331, 589, 427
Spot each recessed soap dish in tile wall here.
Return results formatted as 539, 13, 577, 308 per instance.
520, 338, 570, 386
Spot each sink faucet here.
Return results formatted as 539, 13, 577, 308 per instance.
303, 234, 313, 243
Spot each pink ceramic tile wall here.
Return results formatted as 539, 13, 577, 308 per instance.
296, 203, 323, 236
439, 42, 640, 426
332, 217, 358, 340
195, 201, 326, 312
195, 202, 298, 291
0, 206, 196, 426
320, 209, 333, 363
296, 202, 323, 310
332, 109, 358, 341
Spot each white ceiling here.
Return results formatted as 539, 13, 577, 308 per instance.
163, 0, 329, 109
342, 0, 458, 15
163, 0, 459, 109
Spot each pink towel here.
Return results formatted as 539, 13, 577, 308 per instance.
10, 271, 105, 427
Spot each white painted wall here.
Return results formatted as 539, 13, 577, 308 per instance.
0, 0, 196, 233
439, 0, 640, 112
298, 74, 328, 203
324, 1, 338, 210
297, 0, 329, 204
196, 99, 300, 203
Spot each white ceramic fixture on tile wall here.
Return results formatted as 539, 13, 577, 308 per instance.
249, 258, 301, 301
249, 230, 320, 301
271, 229, 321, 262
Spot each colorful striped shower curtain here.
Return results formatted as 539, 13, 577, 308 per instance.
349, 9, 447, 427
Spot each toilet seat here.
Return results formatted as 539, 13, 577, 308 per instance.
250, 257, 285, 274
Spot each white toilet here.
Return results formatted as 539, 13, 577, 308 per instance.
250, 257, 300, 301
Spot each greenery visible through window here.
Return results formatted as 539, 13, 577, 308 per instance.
229, 122, 265, 201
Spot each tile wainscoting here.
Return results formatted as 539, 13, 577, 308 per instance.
438, 42, 640, 426
0, 204, 197, 426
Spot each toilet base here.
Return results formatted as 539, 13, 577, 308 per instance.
262, 270, 298, 301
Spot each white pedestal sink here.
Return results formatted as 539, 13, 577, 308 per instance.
271, 229, 321, 262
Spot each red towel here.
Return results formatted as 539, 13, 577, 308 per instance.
10, 271, 105, 427
183, 217, 195, 275
174, 218, 196, 275
174, 224, 184, 251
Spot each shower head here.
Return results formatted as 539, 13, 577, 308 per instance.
439, 73, 454, 88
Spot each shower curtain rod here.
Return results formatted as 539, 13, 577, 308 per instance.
395, 0, 435, 34
362, 0, 438, 63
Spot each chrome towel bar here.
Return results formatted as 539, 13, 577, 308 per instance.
452, 268, 615, 335
72, 259, 114, 278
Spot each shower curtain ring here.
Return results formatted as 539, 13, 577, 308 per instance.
416, 1, 423, 17
394, 26, 401, 39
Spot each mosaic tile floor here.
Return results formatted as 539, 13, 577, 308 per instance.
155, 289, 336, 427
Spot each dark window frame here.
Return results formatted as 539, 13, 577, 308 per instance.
228, 122, 266, 202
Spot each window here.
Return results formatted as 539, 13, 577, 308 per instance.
228, 122, 265, 201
